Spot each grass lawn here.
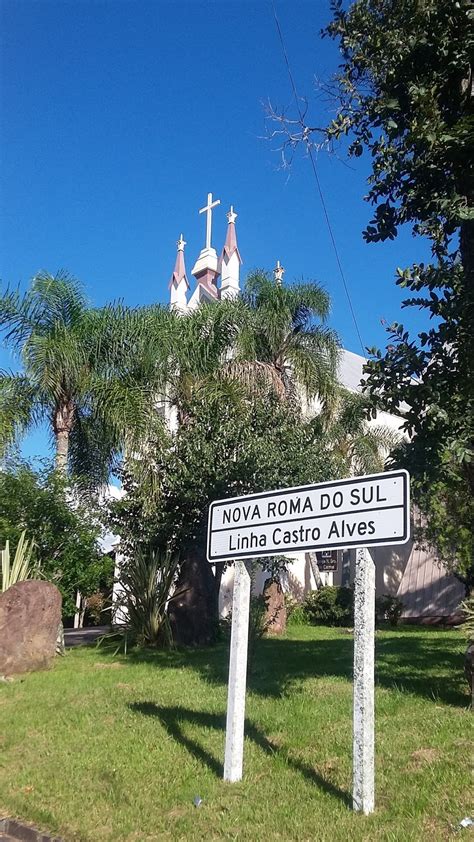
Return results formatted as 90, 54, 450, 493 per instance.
0, 625, 471, 842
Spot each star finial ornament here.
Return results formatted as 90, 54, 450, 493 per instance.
273, 260, 285, 285
177, 233, 186, 252
227, 205, 238, 224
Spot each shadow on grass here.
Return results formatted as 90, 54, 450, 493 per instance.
129, 702, 351, 807
114, 628, 467, 708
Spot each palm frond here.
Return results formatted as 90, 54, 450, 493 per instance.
0, 271, 88, 350
82, 302, 175, 383
68, 409, 122, 487
0, 371, 40, 455
285, 281, 331, 325
286, 326, 341, 400
22, 331, 86, 400
221, 360, 286, 400
237, 271, 340, 403
0, 286, 39, 350
29, 270, 88, 331
322, 388, 401, 474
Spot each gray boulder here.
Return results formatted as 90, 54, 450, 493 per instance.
0, 580, 62, 676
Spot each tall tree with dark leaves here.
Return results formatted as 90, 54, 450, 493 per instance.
318, 0, 473, 590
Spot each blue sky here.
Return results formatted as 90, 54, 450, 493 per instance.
1, 0, 431, 460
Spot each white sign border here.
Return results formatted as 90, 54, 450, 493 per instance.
207, 469, 410, 562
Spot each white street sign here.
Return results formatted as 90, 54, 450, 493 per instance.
207, 470, 410, 563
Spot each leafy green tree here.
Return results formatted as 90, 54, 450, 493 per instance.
0, 457, 110, 617
115, 272, 339, 642
324, 0, 473, 589
275, 0, 473, 587
110, 390, 342, 645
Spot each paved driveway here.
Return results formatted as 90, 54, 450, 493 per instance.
63, 625, 110, 647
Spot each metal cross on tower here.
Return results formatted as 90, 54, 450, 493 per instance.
199, 192, 221, 250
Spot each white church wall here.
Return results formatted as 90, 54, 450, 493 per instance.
112, 552, 128, 625
218, 552, 334, 617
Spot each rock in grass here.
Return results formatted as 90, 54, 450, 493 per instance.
0, 580, 62, 676
263, 579, 287, 635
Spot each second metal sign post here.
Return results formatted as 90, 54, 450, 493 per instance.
208, 470, 410, 812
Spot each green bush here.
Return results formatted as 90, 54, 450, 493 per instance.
375, 594, 404, 626
0, 457, 111, 617
85, 591, 106, 625
285, 594, 308, 626
303, 586, 354, 626
222, 593, 274, 654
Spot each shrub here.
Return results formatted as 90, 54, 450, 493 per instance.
375, 594, 404, 626
114, 547, 180, 647
285, 594, 307, 626
0, 458, 110, 617
86, 591, 106, 625
303, 586, 354, 626
223, 593, 275, 662
248, 594, 268, 648
459, 596, 474, 641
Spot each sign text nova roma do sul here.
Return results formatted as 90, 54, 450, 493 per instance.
208, 469, 410, 562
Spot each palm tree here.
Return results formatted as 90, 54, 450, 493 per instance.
318, 389, 401, 475
0, 271, 173, 481
163, 299, 243, 425
230, 270, 341, 405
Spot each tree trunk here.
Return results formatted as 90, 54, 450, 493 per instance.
306, 551, 323, 589
169, 548, 219, 646
55, 429, 69, 473
53, 400, 75, 474
52, 399, 75, 651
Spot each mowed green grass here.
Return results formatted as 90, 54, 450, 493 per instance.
0, 625, 471, 842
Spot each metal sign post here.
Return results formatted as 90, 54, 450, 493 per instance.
223, 560, 251, 783
207, 470, 410, 811
353, 547, 375, 814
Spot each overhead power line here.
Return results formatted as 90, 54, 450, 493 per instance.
271, 1, 366, 356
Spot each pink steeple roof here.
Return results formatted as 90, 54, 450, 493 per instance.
220, 206, 243, 265
168, 234, 190, 289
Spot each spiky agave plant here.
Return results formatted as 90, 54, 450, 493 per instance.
115, 547, 180, 647
459, 596, 474, 706
460, 596, 474, 641
1, 530, 36, 592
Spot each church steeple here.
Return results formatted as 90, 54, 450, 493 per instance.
220, 205, 242, 300
169, 234, 189, 310
190, 192, 221, 302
